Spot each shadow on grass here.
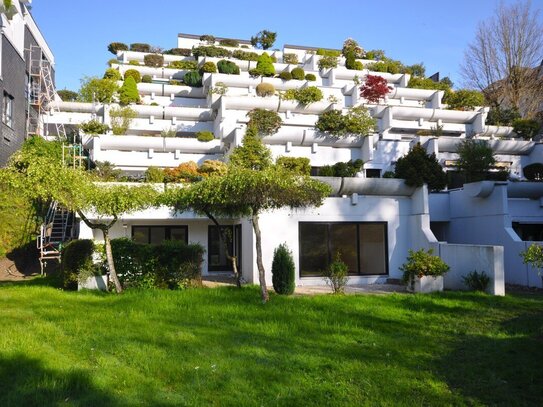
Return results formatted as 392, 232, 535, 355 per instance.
0, 353, 116, 407
437, 309, 543, 406
0, 273, 63, 289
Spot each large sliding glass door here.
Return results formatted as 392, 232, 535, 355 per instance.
208, 225, 242, 272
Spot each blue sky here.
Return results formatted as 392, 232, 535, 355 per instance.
31, 0, 540, 91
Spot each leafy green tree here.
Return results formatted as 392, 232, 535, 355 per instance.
394, 143, 447, 191
1, 138, 159, 293
57, 89, 78, 102
246, 109, 282, 136
444, 89, 485, 110
118, 76, 140, 106
79, 77, 119, 104
229, 127, 272, 171
456, 139, 496, 183
520, 244, 543, 284
165, 165, 330, 302
250, 30, 277, 50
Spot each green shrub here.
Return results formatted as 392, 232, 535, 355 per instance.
324, 252, 349, 294
164, 48, 192, 56
318, 159, 363, 177
192, 46, 232, 58
400, 249, 450, 289
199, 61, 217, 74
170, 80, 181, 86
271, 243, 295, 295
316, 107, 375, 137
513, 119, 540, 140
199, 34, 215, 44
141, 75, 152, 83
462, 271, 490, 292
305, 73, 316, 81
108, 42, 128, 55
61, 240, 97, 290
144, 166, 165, 183
130, 43, 151, 52
283, 53, 299, 64
144, 54, 164, 67
199, 160, 228, 177
183, 71, 203, 87
316, 48, 341, 57
444, 89, 485, 111
124, 69, 141, 83
346, 56, 363, 70
209, 82, 228, 95
57, 89, 78, 101
232, 50, 260, 61
217, 60, 240, 75
103, 68, 122, 81
219, 38, 239, 47
79, 77, 119, 103
279, 71, 292, 81
256, 83, 275, 97
318, 55, 338, 70
109, 238, 204, 289
80, 119, 109, 135
110, 106, 137, 135
283, 86, 323, 105
119, 76, 140, 106
486, 106, 520, 126
366, 58, 405, 74
290, 67, 305, 80
251, 52, 275, 77
276, 156, 311, 175
128, 60, 141, 66
365, 49, 385, 60
168, 60, 198, 70
408, 77, 451, 95
247, 109, 282, 136
394, 143, 447, 191
196, 131, 214, 142
107, 58, 119, 67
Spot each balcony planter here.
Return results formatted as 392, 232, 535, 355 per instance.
407, 275, 444, 294
78, 275, 108, 291
400, 248, 450, 294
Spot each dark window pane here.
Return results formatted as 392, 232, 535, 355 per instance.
132, 227, 149, 244
300, 223, 329, 276
359, 224, 387, 275
170, 227, 187, 243
330, 223, 358, 275
208, 226, 233, 271
150, 227, 166, 245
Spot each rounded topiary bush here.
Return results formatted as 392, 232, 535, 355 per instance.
119, 76, 140, 105
199, 61, 217, 74
291, 67, 305, 80
305, 73, 317, 81
103, 68, 122, 81
256, 83, 275, 97
124, 69, 141, 83
271, 243, 295, 295
183, 71, 203, 87
141, 75, 152, 83
196, 131, 214, 142
254, 52, 275, 77
279, 71, 292, 81
217, 59, 240, 75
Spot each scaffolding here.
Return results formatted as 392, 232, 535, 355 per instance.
26, 44, 66, 140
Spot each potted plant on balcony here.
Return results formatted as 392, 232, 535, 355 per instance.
1, 0, 18, 20
400, 248, 449, 293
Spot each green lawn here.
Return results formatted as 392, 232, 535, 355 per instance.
0, 281, 541, 406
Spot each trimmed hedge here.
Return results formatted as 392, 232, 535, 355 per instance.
144, 54, 164, 67
232, 50, 260, 61
217, 60, 240, 75
110, 238, 205, 289
199, 61, 217, 74
130, 43, 151, 52
168, 60, 198, 70
196, 131, 214, 142
219, 39, 239, 47
164, 48, 192, 56
291, 67, 305, 80
108, 42, 128, 55
305, 73, 317, 81
279, 71, 292, 81
141, 75, 152, 83
192, 46, 232, 58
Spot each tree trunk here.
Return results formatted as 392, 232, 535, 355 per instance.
251, 213, 269, 302
103, 229, 123, 293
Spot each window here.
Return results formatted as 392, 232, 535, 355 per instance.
365, 169, 381, 178
3, 92, 13, 128
132, 225, 188, 244
299, 222, 388, 277
208, 225, 242, 272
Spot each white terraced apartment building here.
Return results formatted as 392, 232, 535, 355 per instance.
41, 33, 543, 292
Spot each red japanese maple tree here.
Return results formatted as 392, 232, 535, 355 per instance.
360, 75, 392, 104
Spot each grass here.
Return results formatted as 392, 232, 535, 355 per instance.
0, 281, 541, 406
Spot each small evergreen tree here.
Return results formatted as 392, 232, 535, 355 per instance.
229, 127, 272, 170
118, 76, 139, 106
271, 243, 295, 295
456, 140, 496, 183
394, 143, 447, 191
253, 53, 275, 77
